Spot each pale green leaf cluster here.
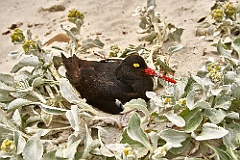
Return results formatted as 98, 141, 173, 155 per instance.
0, 0, 239, 160
196, 1, 240, 44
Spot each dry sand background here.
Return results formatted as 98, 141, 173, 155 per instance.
0, 0, 216, 78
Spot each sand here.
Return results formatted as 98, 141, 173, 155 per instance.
0, 1, 237, 158
0, 0, 216, 77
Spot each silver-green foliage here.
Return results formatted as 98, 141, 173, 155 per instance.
0, 1, 240, 160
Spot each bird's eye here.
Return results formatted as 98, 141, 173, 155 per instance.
133, 63, 140, 68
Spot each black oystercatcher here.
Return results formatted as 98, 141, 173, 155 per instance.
61, 53, 176, 114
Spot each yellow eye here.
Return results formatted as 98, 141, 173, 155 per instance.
133, 63, 140, 68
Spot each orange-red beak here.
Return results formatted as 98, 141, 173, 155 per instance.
144, 67, 177, 84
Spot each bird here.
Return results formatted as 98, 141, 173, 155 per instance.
61, 53, 176, 114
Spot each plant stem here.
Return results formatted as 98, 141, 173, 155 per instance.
39, 49, 61, 81
45, 85, 55, 99
31, 90, 47, 104
50, 126, 72, 131
227, 147, 238, 160
150, 0, 163, 47
48, 64, 61, 81
153, 17, 162, 47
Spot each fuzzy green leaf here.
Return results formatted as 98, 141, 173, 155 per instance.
0, 81, 15, 91
223, 122, 240, 150
126, 113, 152, 152
121, 129, 149, 158
155, 58, 175, 72
232, 37, 240, 59
223, 57, 239, 70
14, 70, 31, 82
55, 135, 82, 159
164, 110, 185, 127
82, 138, 97, 159
11, 56, 40, 73
0, 124, 14, 143
123, 98, 149, 122
151, 112, 167, 123
184, 76, 201, 93
41, 112, 53, 127
0, 73, 14, 85
146, 91, 163, 107
224, 71, 238, 84
42, 150, 57, 160
182, 108, 203, 133
139, 16, 150, 29
159, 129, 189, 148
231, 84, 240, 100
65, 105, 80, 131
225, 112, 239, 120
174, 78, 188, 99
8, 97, 67, 115
13, 131, 26, 155
167, 45, 183, 56
82, 125, 100, 158
167, 45, 183, 54
61, 24, 78, 49
147, 0, 155, 8
206, 144, 232, 160
194, 100, 211, 109
192, 75, 213, 87
70, 27, 80, 35
167, 27, 184, 42
186, 90, 195, 110
213, 147, 232, 160
170, 138, 190, 155
81, 38, 104, 49
12, 109, 22, 127
217, 40, 232, 57
195, 123, 229, 141
144, 32, 157, 43
214, 95, 231, 110
0, 108, 16, 129
59, 78, 82, 104
204, 108, 226, 124
97, 127, 124, 158
7, 98, 33, 112
60, 78, 95, 112
25, 127, 51, 136
22, 134, 43, 160
0, 89, 14, 102
34, 102, 67, 115
103, 143, 125, 158
32, 77, 46, 89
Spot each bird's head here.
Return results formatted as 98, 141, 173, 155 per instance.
118, 55, 177, 84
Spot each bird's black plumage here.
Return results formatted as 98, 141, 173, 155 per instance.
61, 53, 154, 114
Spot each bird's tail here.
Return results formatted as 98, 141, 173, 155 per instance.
61, 53, 81, 85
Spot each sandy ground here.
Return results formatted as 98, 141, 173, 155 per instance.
0, 0, 216, 78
